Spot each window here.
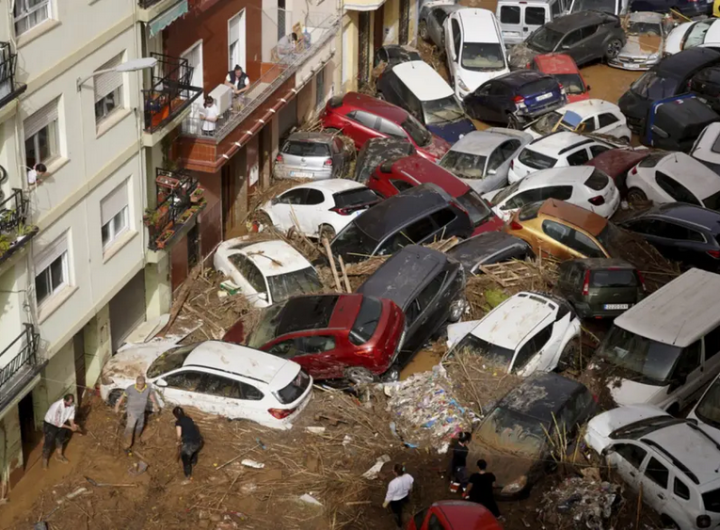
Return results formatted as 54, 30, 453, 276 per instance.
451, 19, 461, 57
305, 189, 324, 205
598, 112, 619, 128
391, 179, 414, 193
525, 7, 546, 25
428, 514, 447, 530
417, 272, 446, 310
378, 118, 406, 138
349, 110, 378, 129
614, 443, 647, 469
431, 208, 456, 229
243, 258, 266, 293
704, 323, 720, 360
278, 189, 308, 204
644, 457, 669, 488
590, 145, 610, 158
570, 230, 605, 258
228, 11, 245, 71
268, 339, 300, 359
203, 374, 243, 398
562, 29, 584, 48
580, 118, 596, 133
487, 148, 506, 172
551, 0, 561, 16
673, 340, 701, 379
298, 335, 336, 354
14, 0, 51, 36
674, 478, 690, 500
164, 371, 206, 391
24, 98, 60, 169
655, 172, 701, 205
35, 233, 69, 306
316, 66, 325, 109
94, 54, 125, 125
499, 139, 521, 159
101, 181, 129, 250
403, 216, 436, 242
500, 5, 520, 23
567, 148, 590, 166
513, 325, 552, 371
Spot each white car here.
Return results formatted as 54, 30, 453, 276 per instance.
689, 372, 720, 444
508, 131, 613, 183
523, 99, 632, 142
446, 291, 581, 375
691, 122, 720, 175
666, 19, 720, 55
585, 405, 720, 530
626, 151, 720, 209
444, 8, 509, 100
213, 237, 322, 308
99, 340, 313, 430
485, 166, 620, 222
257, 179, 381, 240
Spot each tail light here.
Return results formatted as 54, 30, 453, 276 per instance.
582, 270, 590, 296
251, 221, 260, 233
331, 206, 352, 215
276, 154, 284, 163
636, 270, 647, 291
697, 515, 711, 528
324, 158, 333, 167
588, 195, 605, 206
559, 83, 566, 95
513, 95, 525, 103
630, 166, 638, 175
510, 160, 514, 169
509, 220, 523, 230
268, 408, 296, 420
708, 250, 720, 259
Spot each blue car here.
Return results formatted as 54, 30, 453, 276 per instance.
463, 70, 567, 128
376, 60, 476, 143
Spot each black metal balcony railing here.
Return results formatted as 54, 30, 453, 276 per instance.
143, 53, 203, 134
0, 324, 43, 413
138, 0, 165, 7
143, 169, 206, 250
0, 42, 27, 110
0, 188, 38, 266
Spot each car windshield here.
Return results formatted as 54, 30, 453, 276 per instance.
528, 27, 564, 53
274, 370, 311, 405
518, 147, 557, 170
686, 20, 713, 48
703, 189, 720, 211
146, 344, 200, 379
267, 267, 323, 304
453, 332, 515, 369
554, 73, 585, 95
423, 95, 467, 125
246, 303, 286, 349
571, 0, 615, 13
283, 140, 331, 157
457, 190, 494, 227
331, 222, 380, 263
492, 181, 522, 205
595, 222, 621, 256
630, 71, 675, 99
439, 150, 487, 179
402, 115, 432, 147
627, 21, 662, 36
461, 43, 505, 70
476, 407, 547, 456
704, 489, 720, 514
694, 379, 720, 430
595, 325, 683, 384
350, 296, 383, 345
530, 111, 564, 135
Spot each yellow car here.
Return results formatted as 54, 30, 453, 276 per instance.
504, 199, 613, 261
715, 0, 720, 18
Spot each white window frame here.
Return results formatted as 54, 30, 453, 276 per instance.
14, 0, 52, 37
94, 53, 126, 127
24, 99, 61, 169
101, 206, 129, 250
100, 180, 130, 251
227, 10, 246, 71
34, 233, 70, 308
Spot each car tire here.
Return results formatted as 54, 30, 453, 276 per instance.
660, 515, 680, 530
626, 187, 648, 207
107, 389, 123, 407
557, 338, 581, 372
381, 365, 400, 382
604, 39, 623, 61
419, 20, 429, 42
507, 114, 520, 130
319, 224, 336, 242
345, 367, 376, 385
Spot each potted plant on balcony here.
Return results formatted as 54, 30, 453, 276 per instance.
155, 229, 175, 250
190, 186, 205, 204
143, 204, 169, 230
177, 208, 194, 225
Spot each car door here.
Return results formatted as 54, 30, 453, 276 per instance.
378, 117, 411, 143
598, 112, 624, 137
523, 5, 547, 42
406, 271, 448, 351
346, 110, 381, 146
566, 147, 591, 167
499, 4, 523, 44
638, 455, 673, 520
465, 82, 494, 120
666, 473, 697, 529
303, 188, 327, 236
273, 187, 310, 233
655, 171, 703, 206
605, 442, 648, 492
494, 139, 523, 184
430, 8, 448, 48
647, 219, 705, 263
295, 334, 342, 379
557, 28, 586, 62
199, 373, 251, 418
159, 370, 211, 411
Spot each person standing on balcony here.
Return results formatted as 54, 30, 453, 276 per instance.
200, 96, 219, 137
225, 65, 250, 111
42, 394, 79, 469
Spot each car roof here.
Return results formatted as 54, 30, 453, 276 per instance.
354, 183, 451, 240
627, 11, 663, 23
549, 11, 616, 32
450, 130, 518, 154
447, 232, 529, 270
391, 155, 469, 197
656, 152, 720, 198
559, 98, 619, 117
434, 501, 503, 529
183, 341, 291, 384
692, 122, 720, 162
563, 257, 635, 271
533, 53, 579, 74
471, 292, 557, 350
586, 148, 649, 177
238, 240, 312, 276
518, 166, 595, 188
294, 179, 366, 193
456, 8, 500, 43
529, 131, 591, 154
538, 198, 608, 235
341, 92, 409, 124
615, 268, 720, 347
495, 69, 547, 88
276, 295, 340, 334
391, 61, 454, 101
286, 132, 334, 143
356, 245, 448, 308
649, 202, 720, 234
499, 372, 587, 422
655, 47, 720, 80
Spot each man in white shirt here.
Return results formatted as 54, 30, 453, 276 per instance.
383, 463, 414, 528
42, 394, 78, 469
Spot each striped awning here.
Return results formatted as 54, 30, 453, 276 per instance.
148, 0, 188, 37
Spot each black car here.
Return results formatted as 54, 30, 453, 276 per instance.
689, 65, 720, 113
557, 258, 645, 318
353, 137, 416, 184
642, 95, 719, 153
330, 183, 475, 264
619, 47, 720, 133
356, 245, 465, 357
463, 70, 567, 127
446, 232, 533, 274
472, 373, 596, 498
507, 11, 626, 70
373, 44, 422, 69
619, 202, 720, 272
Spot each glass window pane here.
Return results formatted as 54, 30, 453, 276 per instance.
102, 222, 111, 247
38, 126, 50, 162
35, 269, 50, 304
25, 136, 37, 168
50, 255, 65, 290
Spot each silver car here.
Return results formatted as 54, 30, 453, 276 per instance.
609, 12, 669, 71
419, 2, 461, 49
273, 132, 349, 180
437, 128, 533, 193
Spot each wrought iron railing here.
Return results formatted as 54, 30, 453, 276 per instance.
0, 42, 26, 109
143, 53, 203, 134
0, 188, 37, 265
0, 324, 42, 412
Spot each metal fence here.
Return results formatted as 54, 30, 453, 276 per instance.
0, 41, 25, 108
0, 324, 41, 412
146, 169, 201, 250
0, 188, 29, 234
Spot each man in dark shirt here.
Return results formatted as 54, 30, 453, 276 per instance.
449, 432, 471, 491
173, 406, 202, 484
464, 459, 500, 517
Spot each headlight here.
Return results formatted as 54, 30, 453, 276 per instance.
501, 475, 528, 495
458, 78, 470, 92
648, 53, 660, 60
100, 374, 114, 386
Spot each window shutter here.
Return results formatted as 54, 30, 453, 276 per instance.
101, 181, 129, 225
24, 99, 59, 139
229, 15, 240, 45
94, 54, 124, 103
35, 232, 69, 275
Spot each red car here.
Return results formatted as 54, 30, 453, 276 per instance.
586, 148, 650, 193
408, 501, 502, 530
320, 92, 450, 162
529, 54, 590, 104
228, 294, 406, 382
367, 154, 505, 236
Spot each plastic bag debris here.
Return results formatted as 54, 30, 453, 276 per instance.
362, 454, 391, 479
538, 476, 621, 530
241, 459, 265, 469
306, 426, 326, 435
298, 493, 323, 506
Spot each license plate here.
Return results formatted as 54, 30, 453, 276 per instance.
535, 93, 552, 101
290, 171, 313, 178
604, 304, 629, 310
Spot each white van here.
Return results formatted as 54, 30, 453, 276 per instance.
496, 0, 567, 46
591, 268, 720, 413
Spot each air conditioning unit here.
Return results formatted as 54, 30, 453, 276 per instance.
210, 84, 233, 115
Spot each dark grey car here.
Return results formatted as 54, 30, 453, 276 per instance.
447, 232, 533, 274
419, 3, 462, 49
357, 245, 466, 359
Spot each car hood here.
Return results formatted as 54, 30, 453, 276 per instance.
607, 376, 668, 407
427, 119, 477, 144
617, 35, 663, 60
459, 68, 510, 94
567, 93, 591, 103
447, 320, 482, 349
102, 339, 181, 381
585, 403, 668, 453
508, 44, 540, 70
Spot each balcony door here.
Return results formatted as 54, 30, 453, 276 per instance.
228, 10, 246, 72
181, 41, 204, 135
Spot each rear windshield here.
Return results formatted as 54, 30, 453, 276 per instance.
146, 344, 199, 378
350, 296, 383, 345
638, 153, 667, 168
584, 169, 610, 191
571, 0, 616, 12
275, 370, 310, 404
703, 189, 720, 211
334, 188, 380, 208
519, 147, 557, 170
452, 332, 515, 368
461, 43, 505, 71
554, 74, 585, 95
457, 190, 494, 227
703, 489, 720, 514
591, 269, 637, 288
519, 201, 543, 221
519, 78, 558, 97
331, 222, 380, 263
267, 267, 323, 304
283, 141, 331, 157
439, 151, 487, 179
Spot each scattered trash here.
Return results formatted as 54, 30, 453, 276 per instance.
240, 459, 264, 469
298, 493, 323, 506
128, 460, 148, 476
85, 477, 137, 488
306, 426, 326, 435
362, 454, 391, 480
342, 435, 352, 446
539, 476, 622, 530
255, 437, 267, 450
61, 487, 88, 501
240, 483, 257, 495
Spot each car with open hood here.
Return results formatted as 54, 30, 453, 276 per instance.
528, 53, 590, 103
522, 99, 631, 142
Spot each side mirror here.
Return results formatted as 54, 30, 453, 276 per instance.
651, 125, 669, 139
380, 161, 394, 173
487, 168, 497, 176
586, 85, 591, 91
561, 44, 570, 50
155, 378, 168, 388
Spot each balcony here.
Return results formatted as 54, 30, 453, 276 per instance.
143, 169, 206, 251
0, 324, 43, 413
0, 189, 38, 268
142, 53, 203, 146
0, 42, 27, 111
137, 0, 189, 26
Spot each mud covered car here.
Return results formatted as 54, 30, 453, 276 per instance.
353, 137, 416, 184
470, 373, 596, 498
609, 12, 668, 71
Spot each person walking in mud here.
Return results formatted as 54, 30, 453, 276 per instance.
383, 463, 414, 528
464, 459, 501, 518
42, 394, 79, 469
174, 406, 203, 485
114, 375, 160, 452
449, 432, 471, 492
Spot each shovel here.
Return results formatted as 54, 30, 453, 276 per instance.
85, 476, 137, 488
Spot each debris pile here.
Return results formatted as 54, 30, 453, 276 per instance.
538, 476, 622, 530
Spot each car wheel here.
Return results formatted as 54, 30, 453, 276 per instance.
557, 338, 581, 372
507, 114, 521, 130
345, 367, 376, 385
626, 187, 648, 208
419, 20, 429, 41
604, 39, 623, 61
253, 211, 273, 232
380, 365, 400, 382
107, 389, 123, 407
319, 224, 336, 242
660, 515, 680, 530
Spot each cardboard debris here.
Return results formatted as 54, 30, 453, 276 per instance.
362, 454, 391, 480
